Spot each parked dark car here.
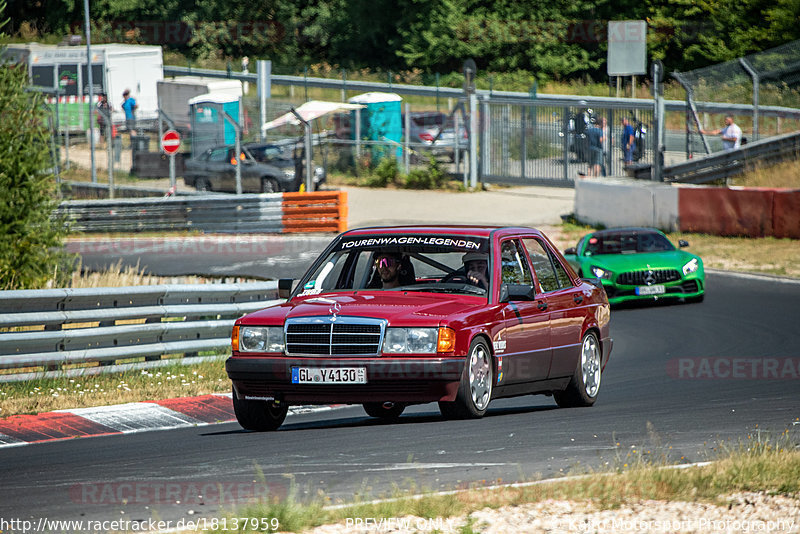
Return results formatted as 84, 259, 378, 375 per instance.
183, 145, 298, 193
244, 142, 326, 189
404, 111, 468, 162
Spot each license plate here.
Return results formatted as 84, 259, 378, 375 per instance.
291, 367, 367, 384
636, 284, 666, 296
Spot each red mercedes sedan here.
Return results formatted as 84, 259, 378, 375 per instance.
227, 226, 612, 430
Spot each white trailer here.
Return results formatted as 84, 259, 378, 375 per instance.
157, 77, 243, 132
5, 43, 163, 130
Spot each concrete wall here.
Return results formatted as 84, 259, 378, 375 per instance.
574, 178, 679, 231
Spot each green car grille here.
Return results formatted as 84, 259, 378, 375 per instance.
617, 269, 681, 285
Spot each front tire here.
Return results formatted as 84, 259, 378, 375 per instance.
261, 177, 281, 193
363, 402, 405, 419
232, 387, 288, 431
439, 338, 493, 419
195, 177, 211, 192
554, 331, 602, 408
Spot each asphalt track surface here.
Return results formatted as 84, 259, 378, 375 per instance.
1, 271, 799, 526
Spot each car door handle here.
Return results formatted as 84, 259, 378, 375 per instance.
537, 300, 548, 311
573, 294, 584, 304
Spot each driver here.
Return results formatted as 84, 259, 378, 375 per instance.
462, 252, 489, 289
374, 252, 403, 289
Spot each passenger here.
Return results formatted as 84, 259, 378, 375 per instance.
462, 252, 489, 289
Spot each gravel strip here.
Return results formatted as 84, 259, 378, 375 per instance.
304, 492, 800, 533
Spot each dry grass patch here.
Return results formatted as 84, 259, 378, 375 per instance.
730, 160, 800, 189
0, 357, 231, 417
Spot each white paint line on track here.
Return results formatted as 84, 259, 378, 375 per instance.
0, 432, 24, 447
63, 403, 202, 432
707, 269, 800, 285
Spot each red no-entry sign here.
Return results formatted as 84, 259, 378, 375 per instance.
161, 130, 181, 155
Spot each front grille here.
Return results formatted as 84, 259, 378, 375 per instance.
285, 317, 386, 356
616, 269, 681, 286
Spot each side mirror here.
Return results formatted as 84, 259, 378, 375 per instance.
564, 247, 577, 256
678, 239, 689, 248
278, 278, 294, 299
500, 283, 536, 302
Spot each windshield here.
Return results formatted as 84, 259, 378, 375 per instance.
583, 231, 675, 255
295, 234, 491, 298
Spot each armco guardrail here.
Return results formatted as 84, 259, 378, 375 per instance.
0, 282, 281, 383
663, 131, 800, 184
57, 191, 348, 233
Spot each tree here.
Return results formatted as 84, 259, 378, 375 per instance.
0, 2, 71, 289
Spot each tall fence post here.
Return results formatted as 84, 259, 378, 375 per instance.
739, 58, 760, 142
257, 60, 271, 143
469, 93, 478, 189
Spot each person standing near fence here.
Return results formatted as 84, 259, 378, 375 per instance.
700, 115, 742, 151
121, 89, 138, 138
95, 93, 111, 143
621, 117, 635, 166
586, 119, 604, 177
600, 117, 610, 176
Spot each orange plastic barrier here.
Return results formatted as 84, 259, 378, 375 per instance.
281, 191, 348, 233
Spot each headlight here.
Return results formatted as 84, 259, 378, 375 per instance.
382, 327, 438, 354
239, 326, 285, 353
591, 266, 613, 280
683, 258, 699, 275
282, 168, 296, 178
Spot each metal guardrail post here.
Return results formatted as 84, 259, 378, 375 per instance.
739, 58, 760, 142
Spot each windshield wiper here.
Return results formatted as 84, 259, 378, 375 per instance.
403, 284, 486, 295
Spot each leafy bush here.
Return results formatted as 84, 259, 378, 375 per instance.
368, 157, 400, 187
0, 50, 71, 289
403, 155, 446, 189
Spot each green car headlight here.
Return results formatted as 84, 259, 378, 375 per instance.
239, 326, 285, 353
591, 266, 613, 280
683, 258, 699, 275
382, 328, 438, 354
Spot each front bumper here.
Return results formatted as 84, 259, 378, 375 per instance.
602, 276, 704, 304
226, 355, 464, 404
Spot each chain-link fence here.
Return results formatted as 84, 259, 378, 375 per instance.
673, 39, 800, 153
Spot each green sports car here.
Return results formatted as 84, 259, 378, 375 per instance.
563, 227, 705, 305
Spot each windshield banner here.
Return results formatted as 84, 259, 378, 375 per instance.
337, 235, 487, 252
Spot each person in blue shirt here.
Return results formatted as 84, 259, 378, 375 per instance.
621, 117, 635, 166
121, 89, 137, 137
585, 120, 605, 177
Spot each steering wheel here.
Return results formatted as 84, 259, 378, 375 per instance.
441, 271, 468, 284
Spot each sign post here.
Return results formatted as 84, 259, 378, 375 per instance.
160, 129, 181, 191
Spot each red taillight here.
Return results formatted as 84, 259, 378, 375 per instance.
419, 132, 435, 143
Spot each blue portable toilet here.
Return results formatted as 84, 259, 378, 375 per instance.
348, 92, 402, 162
189, 93, 240, 156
